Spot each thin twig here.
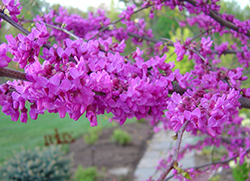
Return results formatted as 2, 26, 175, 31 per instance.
87, 2, 161, 41
129, 32, 160, 44
189, 27, 214, 42
157, 121, 190, 181
128, 32, 245, 54
164, 146, 250, 181
45, 23, 80, 40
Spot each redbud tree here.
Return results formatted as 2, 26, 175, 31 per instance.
1, 0, 250, 180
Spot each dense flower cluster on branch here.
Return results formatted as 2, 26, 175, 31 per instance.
1, 0, 250, 180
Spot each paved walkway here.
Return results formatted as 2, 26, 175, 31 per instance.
133, 126, 196, 181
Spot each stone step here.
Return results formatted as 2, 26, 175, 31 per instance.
133, 128, 196, 181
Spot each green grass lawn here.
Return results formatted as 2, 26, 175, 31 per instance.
0, 110, 136, 164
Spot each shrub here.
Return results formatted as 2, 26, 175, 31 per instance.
137, 118, 146, 124
232, 161, 250, 181
74, 166, 101, 181
84, 126, 103, 145
0, 146, 71, 181
111, 129, 131, 146
84, 133, 99, 145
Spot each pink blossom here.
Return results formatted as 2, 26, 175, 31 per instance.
0, 43, 11, 67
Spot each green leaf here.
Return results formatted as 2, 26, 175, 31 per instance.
183, 171, 192, 180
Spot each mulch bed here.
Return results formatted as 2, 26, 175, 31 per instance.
69, 122, 153, 180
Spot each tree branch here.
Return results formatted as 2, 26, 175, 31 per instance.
238, 97, 250, 109
184, 0, 250, 38
157, 121, 190, 181
0, 12, 30, 35
0, 67, 27, 81
1, 67, 250, 109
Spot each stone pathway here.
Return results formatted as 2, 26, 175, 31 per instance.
133, 127, 196, 181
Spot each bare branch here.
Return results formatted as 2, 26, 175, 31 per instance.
189, 27, 214, 42
0, 67, 27, 81
157, 121, 190, 181
0, 12, 30, 35
238, 97, 250, 109
45, 23, 80, 40
165, 146, 250, 181
128, 32, 160, 44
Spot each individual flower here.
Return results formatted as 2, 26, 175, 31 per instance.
0, 43, 11, 67
170, 115, 185, 132
200, 36, 213, 55
184, 108, 201, 131
174, 41, 186, 61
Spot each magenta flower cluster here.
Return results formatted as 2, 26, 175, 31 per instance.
6, 22, 49, 68
1, 0, 21, 23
